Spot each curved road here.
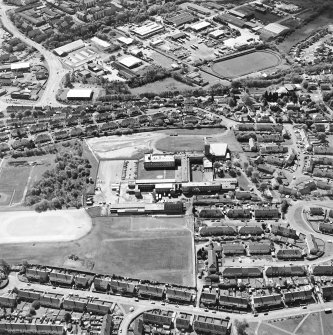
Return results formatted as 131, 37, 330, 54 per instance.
0, 2, 68, 107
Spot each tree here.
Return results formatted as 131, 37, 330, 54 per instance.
0, 259, 10, 275
235, 319, 249, 335
258, 182, 268, 192
31, 301, 40, 310
317, 132, 327, 143
281, 199, 289, 214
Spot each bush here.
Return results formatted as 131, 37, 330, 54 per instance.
31, 301, 40, 310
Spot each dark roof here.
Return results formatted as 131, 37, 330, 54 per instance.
276, 249, 303, 260
222, 267, 262, 278
312, 265, 333, 276
283, 289, 312, 303
254, 208, 280, 218
138, 284, 164, 298
266, 266, 306, 277
223, 244, 245, 254
166, 288, 192, 302
227, 209, 251, 218
200, 226, 236, 236
239, 226, 263, 235
248, 243, 271, 254
319, 223, 333, 234
219, 295, 248, 309
253, 294, 282, 307
271, 225, 298, 239
200, 292, 217, 304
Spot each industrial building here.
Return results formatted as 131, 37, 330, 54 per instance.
67, 89, 93, 100
190, 21, 211, 32
118, 55, 142, 69
132, 21, 164, 39
53, 39, 85, 56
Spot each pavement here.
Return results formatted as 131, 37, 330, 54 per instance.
0, 1, 68, 108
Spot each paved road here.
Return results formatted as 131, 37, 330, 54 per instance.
0, 2, 68, 107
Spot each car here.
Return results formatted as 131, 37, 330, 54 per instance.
150, 301, 155, 304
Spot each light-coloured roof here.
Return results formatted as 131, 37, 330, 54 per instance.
67, 89, 93, 99
133, 22, 164, 37
91, 36, 110, 48
263, 23, 289, 35
209, 29, 225, 38
54, 39, 85, 56
191, 21, 211, 31
117, 36, 134, 45
11, 62, 30, 70
144, 154, 175, 162
118, 55, 142, 68
210, 142, 228, 157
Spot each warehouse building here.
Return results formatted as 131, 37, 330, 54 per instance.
166, 12, 197, 27
190, 21, 211, 32
11, 62, 30, 72
132, 21, 164, 39
53, 39, 85, 56
118, 55, 142, 69
67, 89, 93, 100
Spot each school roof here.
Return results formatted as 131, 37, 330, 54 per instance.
209, 143, 228, 157
67, 89, 93, 99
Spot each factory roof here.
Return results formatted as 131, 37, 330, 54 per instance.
91, 37, 111, 48
11, 62, 30, 70
263, 23, 289, 35
67, 89, 93, 99
117, 36, 134, 45
191, 21, 211, 31
54, 39, 85, 56
132, 22, 164, 37
118, 55, 142, 68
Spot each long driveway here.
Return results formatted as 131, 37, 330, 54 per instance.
0, 2, 68, 107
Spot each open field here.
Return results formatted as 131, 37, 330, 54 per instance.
155, 135, 205, 153
130, 77, 193, 95
211, 51, 281, 78
0, 215, 194, 286
0, 162, 32, 206
87, 132, 163, 160
0, 209, 91, 243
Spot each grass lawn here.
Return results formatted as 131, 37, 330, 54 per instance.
0, 161, 32, 206
0, 215, 194, 286
130, 77, 193, 95
295, 312, 322, 335
155, 135, 205, 153
211, 51, 281, 78
258, 323, 292, 335
268, 314, 305, 333
82, 140, 100, 194
321, 311, 333, 335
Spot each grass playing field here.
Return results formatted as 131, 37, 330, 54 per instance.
0, 215, 194, 286
211, 51, 281, 78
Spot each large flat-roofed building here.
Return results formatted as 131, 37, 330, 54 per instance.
49, 271, 74, 286
17, 289, 41, 302
54, 39, 85, 56
186, 3, 211, 16
39, 292, 63, 309
91, 36, 111, 49
194, 315, 230, 335
118, 55, 142, 69
117, 36, 134, 45
209, 143, 229, 159
190, 20, 211, 32
132, 22, 164, 39
262, 23, 289, 37
11, 62, 30, 71
144, 153, 176, 169
67, 89, 93, 100
166, 11, 197, 27
209, 29, 225, 39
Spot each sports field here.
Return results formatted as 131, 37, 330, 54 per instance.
0, 209, 92, 243
155, 135, 205, 153
211, 51, 281, 78
0, 215, 194, 286
0, 164, 32, 206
